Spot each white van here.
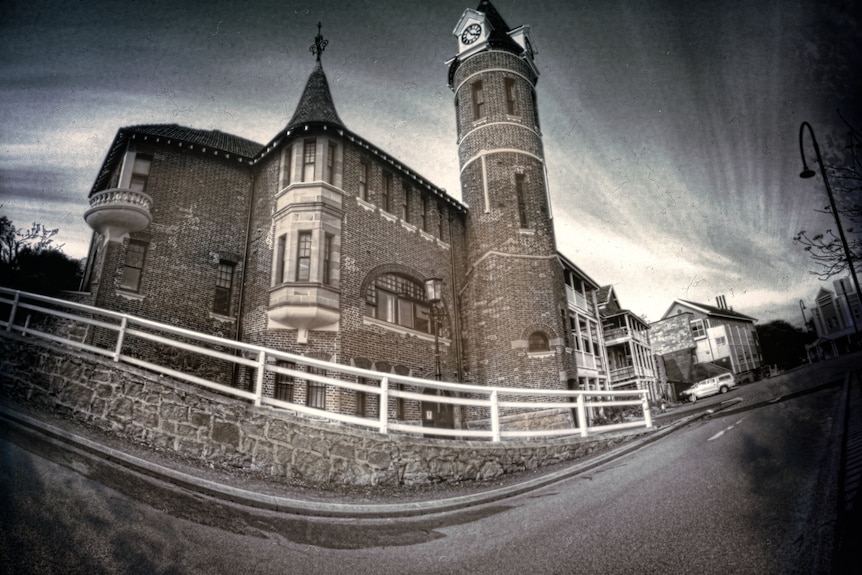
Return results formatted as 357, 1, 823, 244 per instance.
680, 373, 736, 402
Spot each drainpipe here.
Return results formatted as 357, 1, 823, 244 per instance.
231, 172, 255, 388
447, 213, 464, 385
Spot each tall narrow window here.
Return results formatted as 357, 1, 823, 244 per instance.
280, 146, 292, 189
358, 161, 368, 200
327, 142, 337, 185
505, 77, 518, 115
322, 233, 333, 285
274, 234, 287, 285
213, 261, 235, 315
296, 231, 312, 281
438, 204, 444, 239
120, 240, 147, 292
421, 196, 429, 232
274, 361, 295, 402
515, 174, 528, 227
471, 80, 485, 120
306, 365, 326, 409
382, 172, 392, 213
402, 185, 411, 222
531, 89, 540, 129
129, 154, 152, 192
302, 139, 315, 182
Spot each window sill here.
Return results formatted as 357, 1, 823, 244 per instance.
519, 228, 536, 235
380, 211, 398, 223
527, 351, 554, 359
363, 316, 451, 345
116, 289, 145, 301
209, 311, 236, 323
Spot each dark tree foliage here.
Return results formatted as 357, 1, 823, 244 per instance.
0, 214, 82, 294
756, 320, 816, 370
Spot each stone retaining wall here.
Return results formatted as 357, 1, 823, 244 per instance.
0, 334, 646, 486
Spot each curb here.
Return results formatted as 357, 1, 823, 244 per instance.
0, 404, 707, 519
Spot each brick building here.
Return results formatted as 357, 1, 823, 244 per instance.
79, 1, 649, 430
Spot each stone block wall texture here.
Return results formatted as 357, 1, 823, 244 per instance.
0, 335, 642, 486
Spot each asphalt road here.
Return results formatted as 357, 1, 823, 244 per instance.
0, 365, 849, 574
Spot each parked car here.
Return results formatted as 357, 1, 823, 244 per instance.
680, 373, 736, 402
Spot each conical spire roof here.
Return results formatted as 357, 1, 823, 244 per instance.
284, 60, 344, 131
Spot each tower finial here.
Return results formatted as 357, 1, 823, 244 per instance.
310, 22, 328, 61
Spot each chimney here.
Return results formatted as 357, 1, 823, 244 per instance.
716, 295, 727, 310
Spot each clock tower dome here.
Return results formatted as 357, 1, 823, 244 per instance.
449, 1, 574, 394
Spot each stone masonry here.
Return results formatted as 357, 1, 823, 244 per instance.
0, 333, 643, 486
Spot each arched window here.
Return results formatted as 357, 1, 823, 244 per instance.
528, 331, 550, 352
365, 273, 431, 333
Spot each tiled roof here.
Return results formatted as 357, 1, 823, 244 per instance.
90, 124, 264, 194
126, 124, 264, 158
283, 61, 344, 131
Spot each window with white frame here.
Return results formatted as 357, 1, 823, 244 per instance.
213, 260, 235, 315
690, 319, 706, 339
295, 231, 312, 282
302, 139, 315, 182
120, 240, 147, 292
129, 154, 152, 192
365, 273, 432, 333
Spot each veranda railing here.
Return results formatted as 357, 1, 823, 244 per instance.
0, 287, 652, 441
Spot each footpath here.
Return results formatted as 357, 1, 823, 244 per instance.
1, 365, 859, 525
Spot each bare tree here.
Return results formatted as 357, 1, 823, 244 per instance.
0, 213, 62, 271
794, 116, 862, 280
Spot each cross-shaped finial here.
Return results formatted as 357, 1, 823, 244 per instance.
310, 22, 328, 61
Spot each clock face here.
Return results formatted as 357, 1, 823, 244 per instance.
461, 23, 482, 45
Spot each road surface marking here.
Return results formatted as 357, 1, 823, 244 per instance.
708, 430, 725, 441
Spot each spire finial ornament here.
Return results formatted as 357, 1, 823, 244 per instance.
310, 22, 328, 61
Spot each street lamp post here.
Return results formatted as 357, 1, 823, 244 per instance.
424, 277, 443, 381
799, 121, 861, 337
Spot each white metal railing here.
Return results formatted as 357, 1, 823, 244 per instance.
0, 287, 653, 441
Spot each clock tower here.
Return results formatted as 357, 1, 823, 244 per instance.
449, 1, 574, 394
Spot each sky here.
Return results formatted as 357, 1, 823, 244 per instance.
1, 0, 860, 327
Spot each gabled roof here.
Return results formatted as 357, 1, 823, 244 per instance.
595, 285, 614, 308
283, 61, 344, 132
661, 299, 757, 323
476, 0, 524, 54
90, 124, 263, 195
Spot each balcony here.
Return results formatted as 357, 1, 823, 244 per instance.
603, 326, 649, 345
84, 188, 153, 243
